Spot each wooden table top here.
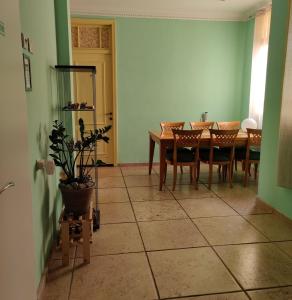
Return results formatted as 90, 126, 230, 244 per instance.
149, 130, 248, 142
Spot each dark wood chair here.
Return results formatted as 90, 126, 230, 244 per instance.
216, 121, 241, 130
160, 121, 185, 132
190, 121, 214, 130
199, 129, 239, 189
160, 122, 185, 174
216, 121, 241, 172
235, 128, 262, 186
164, 129, 203, 191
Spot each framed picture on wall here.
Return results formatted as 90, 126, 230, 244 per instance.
23, 54, 32, 91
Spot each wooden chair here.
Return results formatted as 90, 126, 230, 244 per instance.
216, 121, 241, 130
160, 121, 185, 132
160, 122, 185, 174
199, 129, 239, 189
164, 129, 203, 191
216, 121, 241, 172
190, 121, 214, 130
235, 129, 262, 186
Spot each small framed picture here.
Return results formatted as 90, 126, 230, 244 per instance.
23, 54, 32, 91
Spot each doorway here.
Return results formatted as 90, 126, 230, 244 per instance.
71, 19, 117, 165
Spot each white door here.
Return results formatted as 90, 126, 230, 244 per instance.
0, 1, 36, 299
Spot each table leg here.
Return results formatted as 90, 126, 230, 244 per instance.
149, 135, 155, 175
159, 142, 167, 191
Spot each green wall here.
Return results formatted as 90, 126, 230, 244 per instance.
240, 18, 255, 120
20, 0, 70, 286
116, 18, 250, 162
73, 16, 254, 163
258, 0, 292, 218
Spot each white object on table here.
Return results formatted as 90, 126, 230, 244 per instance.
241, 118, 257, 132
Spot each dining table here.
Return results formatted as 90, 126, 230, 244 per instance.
148, 130, 248, 190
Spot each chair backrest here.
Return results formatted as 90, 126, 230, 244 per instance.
216, 121, 241, 130
190, 121, 214, 130
247, 128, 262, 147
172, 129, 203, 148
172, 129, 203, 162
160, 122, 185, 132
210, 129, 239, 148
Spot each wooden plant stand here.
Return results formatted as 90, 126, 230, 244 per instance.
59, 204, 92, 266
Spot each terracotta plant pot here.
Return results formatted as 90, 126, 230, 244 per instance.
59, 183, 94, 216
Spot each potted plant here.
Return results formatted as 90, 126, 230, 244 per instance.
49, 118, 111, 216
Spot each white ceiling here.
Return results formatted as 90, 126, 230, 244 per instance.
70, 0, 271, 21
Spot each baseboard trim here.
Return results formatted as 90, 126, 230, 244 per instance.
256, 196, 292, 223
118, 162, 159, 167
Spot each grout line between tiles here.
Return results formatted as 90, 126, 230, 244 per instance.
164, 183, 249, 298
161, 289, 249, 300
121, 171, 162, 300
67, 246, 77, 300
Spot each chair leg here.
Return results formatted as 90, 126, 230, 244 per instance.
173, 165, 177, 191
228, 163, 233, 188
235, 159, 237, 172
244, 160, 249, 187
163, 163, 167, 183
197, 161, 200, 182
189, 166, 193, 183
208, 163, 213, 190
254, 163, 258, 180
193, 165, 198, 190
180, 166, 183, 174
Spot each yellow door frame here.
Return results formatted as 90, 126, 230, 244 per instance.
71, 18, 118, 165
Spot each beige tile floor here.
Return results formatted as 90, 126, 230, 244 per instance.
43, 165, 292, 300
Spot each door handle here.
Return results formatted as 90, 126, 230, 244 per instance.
0, 182, 15, 195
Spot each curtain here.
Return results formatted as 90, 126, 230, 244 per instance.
249, 8, 271, 128
278, 2, 292, 188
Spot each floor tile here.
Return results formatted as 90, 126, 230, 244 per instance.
248, 287, 292, 299
275, 241, 292, 258
179, 198, 237, 218
76, 223, 144, 256
132, 200, 187, 221
193, 216, 267, 245
98, 188, 129, 203
98, 167, 122, 178
99, 203, 135, 224
128, 186, 174, 202
224, 197, 273, 216
124, 174, 159, 187
42, 259, 73, 300
139, 219, 207, 251
171, 184, 215, 200
211, 182, 258, 197
121, 166, 150, 176
165, 173, 194, 186
171, 292, 248, 300
148, 248, 240, 299
214, 243, 292, 289
210, 184, 271, 215
70, 253, 158, 300
98, 176, 125, 188
245, 214, 292, 241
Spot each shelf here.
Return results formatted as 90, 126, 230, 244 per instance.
55, 65, 96, 74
